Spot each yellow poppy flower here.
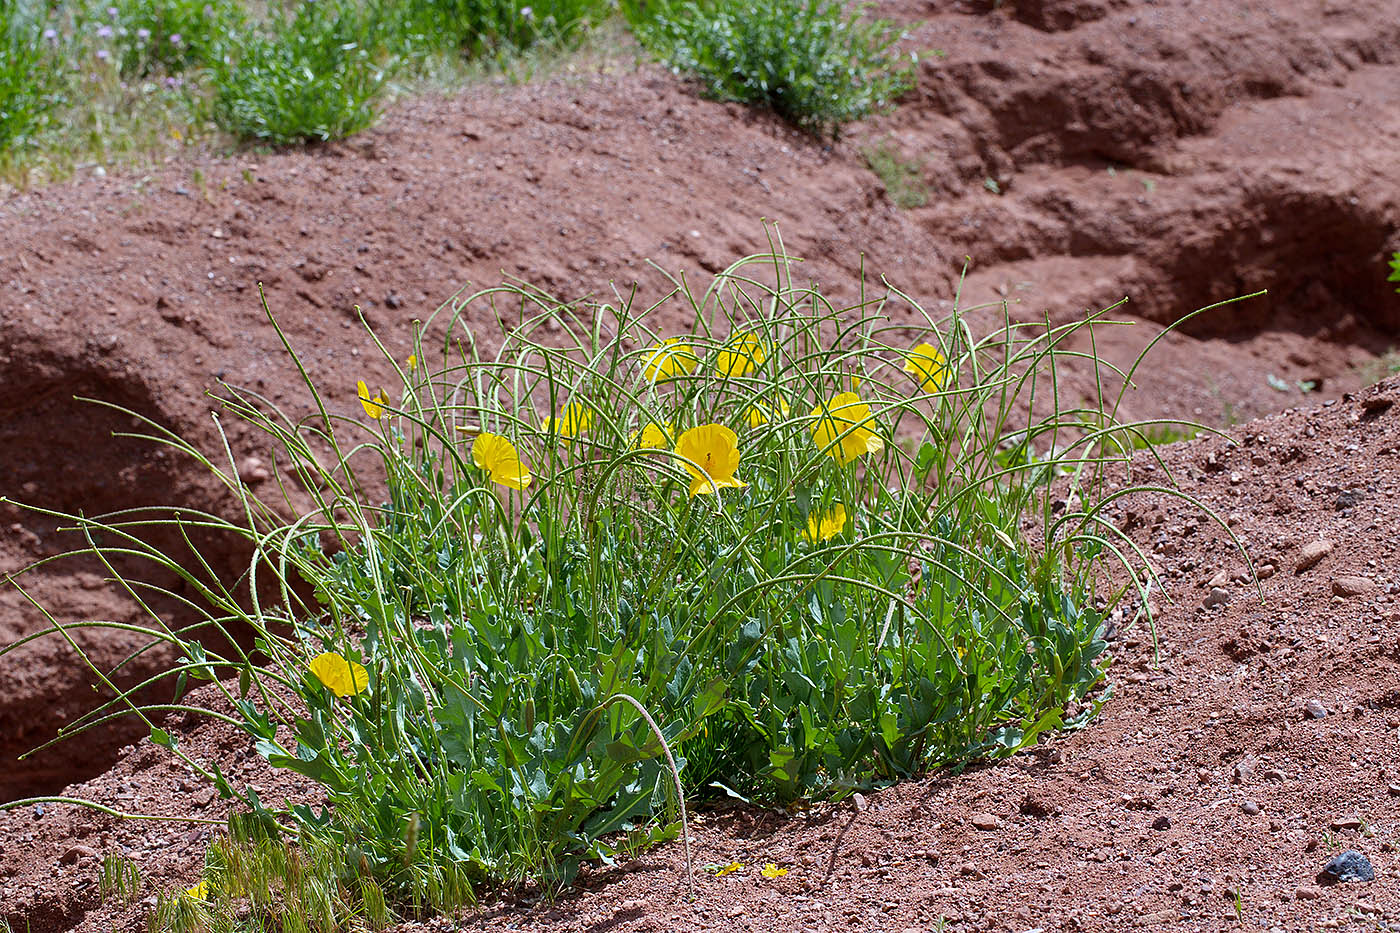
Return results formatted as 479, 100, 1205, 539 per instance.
472, 433, 532, 490
407, 353, 418, 372
674, 423, 747, 498
804, 504, 847, 543
810, 392, 884, 465
357, 380, 389, 419
715, 332, 765, 378
747, 398, 790, 429
185, 879, 209, 901
760, 863, 788, 879
642, 338, 699, 383
714, 861, 743, 876
904, 343, 948, 393
543, 401, 592, 441
309, 651, 369, 698
630, 421, 674, 449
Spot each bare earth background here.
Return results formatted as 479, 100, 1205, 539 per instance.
2, 0, 1399, 928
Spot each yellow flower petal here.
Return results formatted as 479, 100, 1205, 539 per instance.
185, 879, 208, 901
810, 392, 883, 465
407, 353, 418, 372
904, 342, 948, 393
630, 421, 674, 449
804, 504, 847, 543
715, 332, 766, 378
760, 863, 788, 879
357, 380, 388, 419
642, 338, 699, 383
714, 861, 743, 876
309, 651, 370, 698
747, 398, 790, 429
472, 433, 533, 490
674, 423, 746, 498
543, 401, 592, 442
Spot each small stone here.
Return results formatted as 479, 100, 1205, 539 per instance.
1263, 769, 1286, 782
1232, 757, 1257, 784
1319, 849, 1375, 883
970, 812, 1001, 831
238, 456, 270, 484
1331, 576, 1375, 598
1294, 884, 1323, 900
1152, 815, 1172, 831
1330, 816, 1363, 830
1240, 801, 1261, 815
959, 861, 982, 877
59, 844, 97, 865
1204, 587, 1231, 609
1206, 569, 1229, 588
1258, 563, 1276, 580
1362, 395, 1394, 416
1303, 698, 1328, 719
1387, 784, 1400, 797
1295, 540, 1333, 573
852, 792, 868, 812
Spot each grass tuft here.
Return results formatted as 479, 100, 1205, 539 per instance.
627, 0, 913, 137
861, 138, 928, 208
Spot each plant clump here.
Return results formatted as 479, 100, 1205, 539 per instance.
5, 240, 1208, 928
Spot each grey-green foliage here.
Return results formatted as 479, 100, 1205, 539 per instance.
98, 0, 248, 77
381, 0, 608, 58
210, 0, 390, 145
0, 0, 59, 151
629, 0, 914, 137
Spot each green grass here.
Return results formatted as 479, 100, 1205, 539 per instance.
626, 0, 913, 137
861, 138, 928, 208
0, 236, 1241, 927
0, 0, 60, 153
0, 0, 620, 181
1388, 250, 1400, 293
210, 0, 390, 146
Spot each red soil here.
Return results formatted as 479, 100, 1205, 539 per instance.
2, 0, 1399, 927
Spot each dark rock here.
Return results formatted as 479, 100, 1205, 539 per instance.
1152, 815, 1172, 831
1319, 849, 1374, 884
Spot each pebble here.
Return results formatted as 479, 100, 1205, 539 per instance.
970, 812, 1002, 831
1331, 575, 1375, 597
1319, 849, 1375, 883
1303, 698, 1328, 719
238, 456, 270, 484
1388, 784, 1400, 797
1295, 539, 1333, 573
1152, 815, 1172, 831
1240, 801, 1261, 815
1294, 884, 1323, 900
1330, 816, 1363, 830
1232, 757, 1257, 784
1203, 587, 1231, 609
59, 844, 97, 865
